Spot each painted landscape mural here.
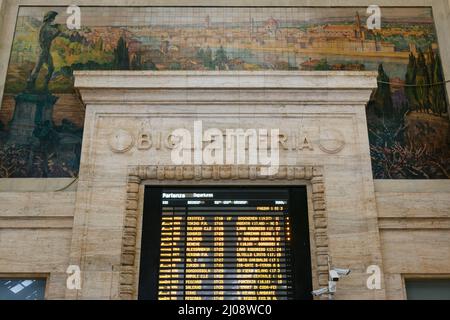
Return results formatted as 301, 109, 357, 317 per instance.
0, 6, 449, 178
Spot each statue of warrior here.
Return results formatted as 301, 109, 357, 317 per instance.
26, 11, 64, 91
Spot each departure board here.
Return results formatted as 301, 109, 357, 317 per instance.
156, 189, 292, 300
138, 187, 312, 300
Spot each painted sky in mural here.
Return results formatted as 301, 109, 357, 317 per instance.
0, 6, 448, 178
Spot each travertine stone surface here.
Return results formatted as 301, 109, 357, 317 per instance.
0, 189, 75, 299
374, 180, 450, 299
0, 178, 78, 192
68, 71, 386, 299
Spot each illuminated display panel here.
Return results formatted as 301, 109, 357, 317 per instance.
138, 187, 312, 300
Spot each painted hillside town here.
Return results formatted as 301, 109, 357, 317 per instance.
0, 6, 448, 178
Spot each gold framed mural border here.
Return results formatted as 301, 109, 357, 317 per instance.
119, 164, 329, 300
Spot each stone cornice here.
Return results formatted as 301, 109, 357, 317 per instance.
74, 71, 377, 105
74, 70, 377, 90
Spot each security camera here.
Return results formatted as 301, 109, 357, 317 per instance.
329, 268, 351, 281
328, 280, 337, 293
329, 270, 340, 281
334, 268, 351, 276
311, 287, 329, 296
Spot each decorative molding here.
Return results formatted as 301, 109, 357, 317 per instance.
75, 71, 377, 105
119, 165, 329, 299
108, 129, 135, 153
74, 70, 378, 90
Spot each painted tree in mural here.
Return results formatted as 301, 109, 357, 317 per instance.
131, 52, 143, 70
214, 46, 229, 70
415, 50, 430, 112
430, 54, 447, 116
113, 36, 130, 70
405, 53, 418, 109
204, 47, 213, 69
197, 46, 215, 70
371, 64, 394, 118
405, 48, 447, 115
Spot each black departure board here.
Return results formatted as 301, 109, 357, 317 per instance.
138, 187, 312, 300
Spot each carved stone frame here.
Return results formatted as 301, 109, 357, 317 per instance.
119, 165, 329, 299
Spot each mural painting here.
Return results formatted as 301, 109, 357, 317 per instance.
0, 6, 448, 178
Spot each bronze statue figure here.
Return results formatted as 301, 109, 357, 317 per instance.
26, 11, 63, 91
